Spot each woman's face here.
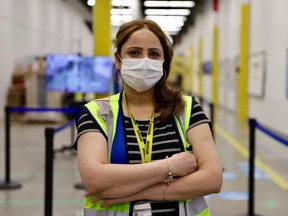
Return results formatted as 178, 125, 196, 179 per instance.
116, 28, 164, 69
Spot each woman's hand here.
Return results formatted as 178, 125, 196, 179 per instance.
169, 152, 197, 177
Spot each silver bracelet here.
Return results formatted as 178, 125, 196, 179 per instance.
164, 156, 173, 184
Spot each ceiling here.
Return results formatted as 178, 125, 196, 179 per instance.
78, 0, 207, 44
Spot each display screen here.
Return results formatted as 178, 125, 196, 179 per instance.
45, 54, 113, 94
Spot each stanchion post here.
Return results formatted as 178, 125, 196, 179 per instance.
70, 124, 75, 146
209, 103, 214, 137
248, 118, 256, 216
70, 122, 76, 155
0, 106, 22, 190
45, 128, 55, 216
5, 106, 10, 182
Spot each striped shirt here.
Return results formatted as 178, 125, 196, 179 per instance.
75, 97, 210, 215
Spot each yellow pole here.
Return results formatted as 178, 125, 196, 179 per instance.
92, 0, 111, 98
238, 3, 249, 119
93, 0, 111, 56
189, 45, 194, 94
212, 25, 219, 105
198, 38, 203, 98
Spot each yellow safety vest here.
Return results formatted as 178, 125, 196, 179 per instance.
81, 92, 210, 216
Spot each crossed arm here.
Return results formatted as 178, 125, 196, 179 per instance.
77, 123, 222, 207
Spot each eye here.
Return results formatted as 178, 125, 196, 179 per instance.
149, 51, 162, 59
127, 50, 141, 57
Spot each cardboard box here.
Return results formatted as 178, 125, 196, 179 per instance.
12, 66, 26, 85
6, 85, 26, 107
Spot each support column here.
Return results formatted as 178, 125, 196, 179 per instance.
189, 45, 194, 94
92, 0, 111, 98
238, 3, 249, 120
198, 38, 203, 98
212, 0, 219, 105
212, 25, 219, 105
93, 0, 111, 56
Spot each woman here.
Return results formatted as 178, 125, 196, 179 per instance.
75, 19, 222, 216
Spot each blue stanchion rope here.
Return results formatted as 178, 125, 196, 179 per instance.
253, 121, 288, 148
7, 106, 77, 133
54, 119, 75, 133
8, 107, 78, 113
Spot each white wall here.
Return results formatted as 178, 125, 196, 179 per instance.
217, 0, 240, 111
174, 0, 288, 135
249, 0, 288, 135
0, 0, 93, 120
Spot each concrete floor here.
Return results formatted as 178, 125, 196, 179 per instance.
0, 106, 287, 216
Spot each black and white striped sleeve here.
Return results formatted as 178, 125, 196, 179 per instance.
74, 108, 102, 150
77, 109, 100, 137
188, 98, 211, 130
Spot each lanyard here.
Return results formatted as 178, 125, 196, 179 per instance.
123, 92, 154, 163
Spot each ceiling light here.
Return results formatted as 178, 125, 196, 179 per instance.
87, 0, 95, 6
111, 8, 132, 15
165, 31, 179, 36
111, 15, 133, 22
148, 19, 184, 27
111, 21, 122, 26
145, 9, 191, 16
144, 1, 170, 7
146, 15, 187, 22
169, 1, 195, 8
112, 0, 133, 7
160, 26, 182, 32
144, 1, 195, 8
111, 14, 133, 26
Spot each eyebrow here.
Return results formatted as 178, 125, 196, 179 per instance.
126, 46, 162, 52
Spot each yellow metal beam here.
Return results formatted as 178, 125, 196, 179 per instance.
212, 25, 219, 105
238, 4, 249, 119
198, 38, 203, 97
92, 0, 111, 98
189, 45, 194, 93
93, 0, 111, 56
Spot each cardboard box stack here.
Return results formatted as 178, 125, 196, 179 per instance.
23, 57, 65, 123
6, 56, 66, 123
6, 67, 26, 107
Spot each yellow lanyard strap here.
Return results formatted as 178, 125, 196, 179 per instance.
123, 92, 154, 163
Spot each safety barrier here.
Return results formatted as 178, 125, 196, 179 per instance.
0, 106, 78, 190
44, 119, 75, 216
248, 118, 288, 216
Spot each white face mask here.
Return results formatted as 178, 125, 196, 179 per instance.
119, 57, 164, 92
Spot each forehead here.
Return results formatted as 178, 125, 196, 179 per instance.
122, 28, 163, 50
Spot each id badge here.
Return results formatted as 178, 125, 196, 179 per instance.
133, 201, 152, 216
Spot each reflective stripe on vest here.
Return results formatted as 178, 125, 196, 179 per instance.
83, 198, 209, 216
175, 95, 192, 152
84, 197, 130, 215
83, 200, 210, 216
83, 93, 210, 216
85, 93, 124, 163
179, 198, 210, 216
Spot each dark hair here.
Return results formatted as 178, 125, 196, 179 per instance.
114, 19, 184, 121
